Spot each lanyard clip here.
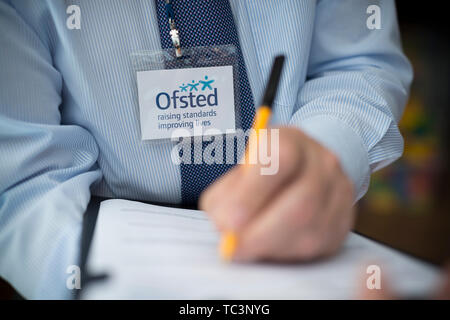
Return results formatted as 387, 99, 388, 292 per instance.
169, 26, 182, 58
165, 1, 182, 57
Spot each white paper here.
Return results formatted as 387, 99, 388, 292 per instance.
83, 199, 439, 299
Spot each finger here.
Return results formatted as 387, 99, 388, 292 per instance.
214, 129, 306, 231
297, 148, 354, 257
199, 167, 242, 230
234, 166, 329, 261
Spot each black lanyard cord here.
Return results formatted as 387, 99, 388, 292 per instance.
164, 0, 182, 57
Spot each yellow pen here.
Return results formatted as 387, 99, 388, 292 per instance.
220, 55, 286, 261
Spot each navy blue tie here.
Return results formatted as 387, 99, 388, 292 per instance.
155, 0, 255, 205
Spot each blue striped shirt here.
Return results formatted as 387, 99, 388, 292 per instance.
0, 0, 412, 299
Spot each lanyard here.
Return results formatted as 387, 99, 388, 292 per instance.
164, 0, 182, 57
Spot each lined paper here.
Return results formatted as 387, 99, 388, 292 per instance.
83, 199, 439, 299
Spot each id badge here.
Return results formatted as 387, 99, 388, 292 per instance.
132, 45, 242, 141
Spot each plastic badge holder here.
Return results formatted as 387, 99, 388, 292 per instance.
131, 44, 243, 144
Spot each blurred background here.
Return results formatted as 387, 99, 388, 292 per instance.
1, 2, 449, 298
355, 2, 450, 266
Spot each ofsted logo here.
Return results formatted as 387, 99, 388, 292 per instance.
156, 76, 219, 110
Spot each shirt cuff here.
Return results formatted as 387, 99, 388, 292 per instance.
291, 116, 371, 201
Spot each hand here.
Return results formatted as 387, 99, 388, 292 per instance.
199, 126, 355, 262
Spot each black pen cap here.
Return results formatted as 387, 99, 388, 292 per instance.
261, 55, 285, 108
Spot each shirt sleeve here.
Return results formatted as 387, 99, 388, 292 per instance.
290, 0, 413, 200
0, 1, 101, 299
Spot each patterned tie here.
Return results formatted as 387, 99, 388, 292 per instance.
155, 0, 255, 205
